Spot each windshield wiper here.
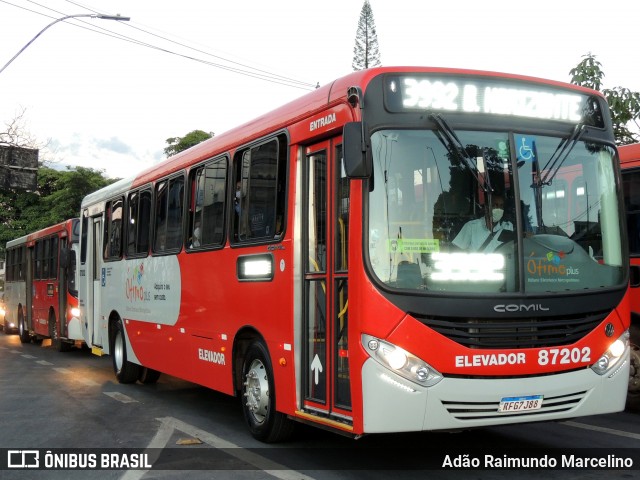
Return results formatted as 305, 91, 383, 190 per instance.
429, 113, 493, 194
538, 123, 586, 186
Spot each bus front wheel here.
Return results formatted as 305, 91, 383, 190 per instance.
112, 319, 141, 384
139, 367, 161, 384
241, 340, 294, 443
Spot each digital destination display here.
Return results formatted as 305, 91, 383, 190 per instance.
384, 75, 604, 127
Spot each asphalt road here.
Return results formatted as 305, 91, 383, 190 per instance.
1, 332, 640, 480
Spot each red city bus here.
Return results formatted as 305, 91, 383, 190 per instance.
4, 219, 81, 351
78, 67, 630, 442
620, 142, 640, 401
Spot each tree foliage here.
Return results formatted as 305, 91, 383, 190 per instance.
569, 53, 640, 145
0, 166, 114, 253
352, 0, 381, 71
164, 129, 213, 157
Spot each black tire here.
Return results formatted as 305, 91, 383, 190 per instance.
111, 318, 141, 383
49, 312, 70, 352
18, 310, 30, 344
3, 320, 9, 335
138, 367, 162, 384
241, 340, 294, 443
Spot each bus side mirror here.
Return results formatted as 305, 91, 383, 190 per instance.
343, 122, 371, 179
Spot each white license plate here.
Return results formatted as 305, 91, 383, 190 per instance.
498, 395, 543, 412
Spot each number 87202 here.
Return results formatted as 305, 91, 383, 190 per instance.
538, 347, 591, 366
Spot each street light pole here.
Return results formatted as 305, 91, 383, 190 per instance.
0, 13, 130, 75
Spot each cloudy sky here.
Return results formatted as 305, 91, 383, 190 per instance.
1, 0, 638, 179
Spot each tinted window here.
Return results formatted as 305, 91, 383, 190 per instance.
154, 175, 184, 253
104, 198, 124, 260
127, 189, 151, 256
188, 158, 227, 249
233, 135, 287, 243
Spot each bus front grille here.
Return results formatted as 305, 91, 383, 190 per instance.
415, 310, 609, 349
442, 390, 586, 420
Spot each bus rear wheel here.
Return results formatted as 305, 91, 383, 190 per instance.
49, 312, 70, 352
241, 340, 294, 443
18, 310, 29, 344
112, 318, 141, 383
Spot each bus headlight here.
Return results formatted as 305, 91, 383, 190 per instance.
362, 334, 443, 387
591, 330, 629, 376
69, 307, 81, 318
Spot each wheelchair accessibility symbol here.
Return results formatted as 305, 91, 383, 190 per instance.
515, 135, 536, 162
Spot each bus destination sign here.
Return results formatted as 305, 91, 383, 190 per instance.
384, 74, 603, 126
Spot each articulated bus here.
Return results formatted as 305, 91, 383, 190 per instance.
4, 219, 82, 351
620, 142, 640, 400
78, 67, 630, 442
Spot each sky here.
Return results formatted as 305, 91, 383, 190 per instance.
1, 0, 639, 179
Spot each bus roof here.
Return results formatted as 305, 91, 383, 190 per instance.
82, 66, 605, 207
5, 218, 79, 249
619, 143, 640, 164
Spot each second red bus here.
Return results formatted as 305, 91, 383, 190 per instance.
4, 218, 81, 351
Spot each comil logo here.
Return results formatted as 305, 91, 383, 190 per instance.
8, 450, 39, 468
494, 303, 550, 313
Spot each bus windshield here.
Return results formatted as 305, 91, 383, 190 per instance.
367, 129, 624, 294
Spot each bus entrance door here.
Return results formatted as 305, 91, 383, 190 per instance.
302, 139, 352, 423
90, 216, 104, 349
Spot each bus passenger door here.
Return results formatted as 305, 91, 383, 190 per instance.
302, 138, 352, 420
90, 217, 104, 348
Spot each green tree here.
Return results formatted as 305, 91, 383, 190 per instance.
0, 166, 114, 254
352, 0, 381, 71
164, 130, 213, 157
569, 53, 640, 145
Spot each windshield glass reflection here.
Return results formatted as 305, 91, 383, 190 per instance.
367, 129, 623, 294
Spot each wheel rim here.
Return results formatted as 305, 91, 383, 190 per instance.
114, 330, 124, 371
244, 358, 270, 424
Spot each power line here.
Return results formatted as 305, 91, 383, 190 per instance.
27, 0, 316, 89
1, 0, 316, 90
47, 0, 316, 88
62, 0, 315, 88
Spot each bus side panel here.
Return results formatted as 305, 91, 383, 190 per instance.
177, 238, 296, 400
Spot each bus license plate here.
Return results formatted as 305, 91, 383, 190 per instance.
498, 395, 543, 412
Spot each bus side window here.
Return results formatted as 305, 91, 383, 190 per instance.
137, 190, 151, 253
126, 189, 152, 257
104, 197, 124, 261
233, 134, 287, 243
126, 191, 139, 255
50, 236, 58, 279
35, 240, 43, 279
154, 175, 185, 254
188, 157, 227, 250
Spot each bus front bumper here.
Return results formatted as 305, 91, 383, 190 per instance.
361, 354, 630, 433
